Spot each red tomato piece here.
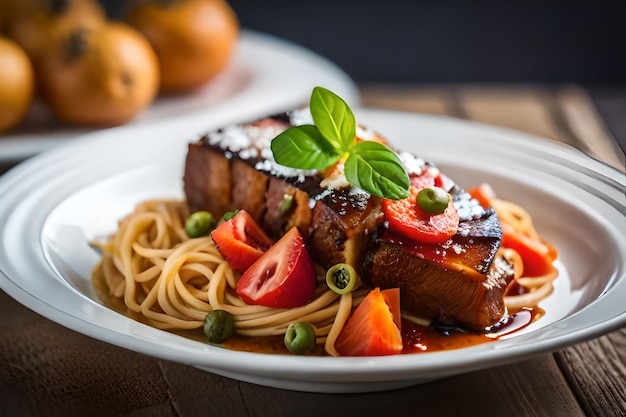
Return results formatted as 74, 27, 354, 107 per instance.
409, 168, 438, 191
382, 185, 459, 244
334, 288, 403, 357
381, 287, 402, 331
211, 210, 273, 272
236, 227, 316, 308
501, 222, 558, 277
466, 183, 558, 276
468, 183, 497, 209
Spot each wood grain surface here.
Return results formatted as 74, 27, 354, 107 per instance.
361, 84, 626, 417
0, 84, 624, 417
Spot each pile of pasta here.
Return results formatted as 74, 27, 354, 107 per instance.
92, 200, 365, 356
93, 192, 558, 355
491, 197, 559, 313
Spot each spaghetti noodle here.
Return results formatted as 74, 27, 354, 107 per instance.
491, 198, 559, 313
92, 191, 558, 356
92, 199, 366, 356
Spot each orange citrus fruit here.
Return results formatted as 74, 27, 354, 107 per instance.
3, 0, 106, 65
0, 36, 35, 132
127, 0, 239, 93
38, 22, 160, 126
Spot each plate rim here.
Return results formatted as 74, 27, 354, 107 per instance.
0, 29, 361, 163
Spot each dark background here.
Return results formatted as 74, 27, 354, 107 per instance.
102, 0, 626, 85
229, 0, 626, 85
102, 1, 626, 154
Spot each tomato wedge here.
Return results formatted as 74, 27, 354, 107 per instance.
334, 287, 403, 357
468, 183, 497, 209
409, 168, 438, 190
382, 185, 459, 244
468, 183, 557, 277
236, 227, 316, 308
501, 222, 557, 277
211, 210, 273, 272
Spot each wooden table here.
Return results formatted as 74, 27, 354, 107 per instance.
1, 85, 624, 417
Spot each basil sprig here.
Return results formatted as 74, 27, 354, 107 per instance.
270, 87, 410, 200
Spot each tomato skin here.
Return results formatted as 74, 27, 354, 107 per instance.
211, 210, 273, 272
335, 288, 403, 357
409, 168, 438, 190
501, 222, 557, 277
236, 227, 316, 308
382, 189, 459, 245
382, 167, 458, 244
399, 200, 457, 244
381, 287, 402, 331
467, 183, 557, 277
468, 183, 497, 209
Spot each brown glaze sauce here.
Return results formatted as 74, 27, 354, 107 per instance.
93, 265, 540, 356
402, 320, 494, 353
402, 308, 540, 354
204, 308, 540, 355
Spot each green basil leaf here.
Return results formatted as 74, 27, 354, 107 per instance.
310, 86, 356, 151
344, 141, 410, 200
271, 124, 342, 170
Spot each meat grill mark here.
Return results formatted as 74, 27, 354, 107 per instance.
183, 111, 515, 330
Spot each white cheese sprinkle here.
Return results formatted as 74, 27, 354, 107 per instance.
454, 191, 486, 222
288, 108, 314, 126
357, 124, 376, 140
207, 124, 284, 155
398, 151, 427, 176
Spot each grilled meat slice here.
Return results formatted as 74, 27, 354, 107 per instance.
183, 110, 514, 330
364, 207, 514, 329
307, 188, 384, 273
184, 134, 384, 267
185, 142, 232, 216
262, 176, 312, 239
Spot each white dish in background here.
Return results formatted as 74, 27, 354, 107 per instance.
0, 109, 624, 393
0, 29, 360, 162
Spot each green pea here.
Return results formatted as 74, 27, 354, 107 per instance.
325, 263, 359, 295
417, 187, 450, 214
279, 194, 294, 214
185, 211, 215, 238
203, 310, 235, 344
284, 322, 316, 354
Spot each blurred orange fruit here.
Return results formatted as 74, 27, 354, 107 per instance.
38, 22, 160, 126
3, 0, 106, 66
127, 0, 239, 93
0, 36, 35, 133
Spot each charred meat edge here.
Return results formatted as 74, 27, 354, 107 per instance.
183, 113, 515, 330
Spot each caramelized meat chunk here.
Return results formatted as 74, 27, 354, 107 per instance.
363, 210, 513, 329
183, 112, 514, 330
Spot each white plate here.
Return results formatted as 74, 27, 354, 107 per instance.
0, 29, 359, 162
0, 109, 624, 393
